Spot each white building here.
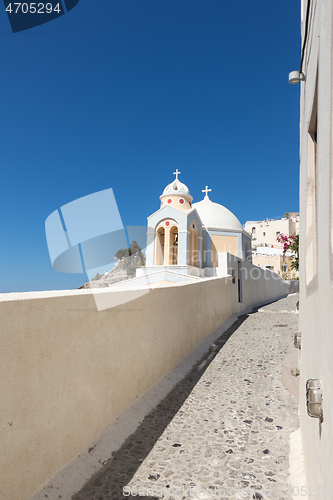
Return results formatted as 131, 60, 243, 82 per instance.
114, 170, 253, 287
244, 215, 299, 250
295, 0, 333, 495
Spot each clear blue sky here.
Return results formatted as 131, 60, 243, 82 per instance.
0, 0, 301, 293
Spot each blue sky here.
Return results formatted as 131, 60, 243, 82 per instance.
0, 0, 301, 293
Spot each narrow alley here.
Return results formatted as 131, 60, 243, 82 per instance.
73, 295, 299, 500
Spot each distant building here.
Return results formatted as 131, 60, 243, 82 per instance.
244, 215, 299, 278
252, 246, 298, 279
244, 214, 299, 250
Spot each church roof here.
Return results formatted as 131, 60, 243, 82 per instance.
160, 170, 193, 201
192, 197, 243, 231
161, 179, 192, 199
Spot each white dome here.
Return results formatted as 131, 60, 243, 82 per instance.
192, 198, 243, 231
160, 178, 193, 201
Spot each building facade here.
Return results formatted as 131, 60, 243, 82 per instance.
244, 214, 299, 250
252, 246, 297, 278
145, 172, 252, 271
296, 0, 333, 495
114, 171, 253, 287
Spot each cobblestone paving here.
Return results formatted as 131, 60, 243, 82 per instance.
73, 295, 299, 500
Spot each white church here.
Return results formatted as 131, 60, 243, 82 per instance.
114, 170, 252, 287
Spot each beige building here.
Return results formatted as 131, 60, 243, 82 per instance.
252, 246, 298, 279
244, 214, 299, 249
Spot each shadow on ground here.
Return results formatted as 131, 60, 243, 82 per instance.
72, 315, 249, 500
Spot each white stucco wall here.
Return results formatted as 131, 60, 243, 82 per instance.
218, 252, 289, 314
298, 0, 333, 496
244, 217, 299, 249
0, 250, 293, 500
0, 278, 232, 500
238, 258, 289, 311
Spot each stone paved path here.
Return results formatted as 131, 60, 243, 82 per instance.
73, 295, 299, 500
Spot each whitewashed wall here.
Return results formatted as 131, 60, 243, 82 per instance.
298, 0, 333, 496
0, 253, 291, 500
0, 278, 232, 500
218, 252, 289, 314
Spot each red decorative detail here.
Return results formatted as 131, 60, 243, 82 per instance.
178, 198, 185, 205
161, 201, 163, 206
192, 223, 196, 230
189, 201, 192, 206
165, 220, 170, 227
167, 198, 172, 204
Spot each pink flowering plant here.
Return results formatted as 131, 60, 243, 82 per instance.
277, 233, 299, 271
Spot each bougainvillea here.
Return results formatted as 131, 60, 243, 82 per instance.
277, 233, 299, 271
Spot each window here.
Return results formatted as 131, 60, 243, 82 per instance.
265, 265, 273, 271
263, 232, 266, 237
282, 264, 288, 272
252, 227, 256, 234
276, 231, 280, 237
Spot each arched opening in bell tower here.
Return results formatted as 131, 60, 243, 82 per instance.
154, 219, 179, 265
169, 225, 179, 265
155, 226, 165, 265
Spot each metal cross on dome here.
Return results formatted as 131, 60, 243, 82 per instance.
202, 185, 211, 198
173, 169, 181, 180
